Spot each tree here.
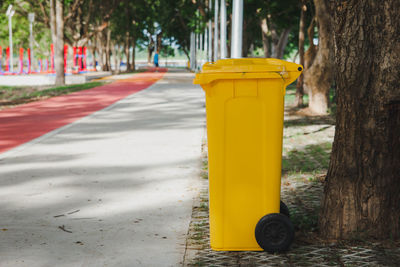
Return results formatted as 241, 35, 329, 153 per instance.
255, 0, 299, 59
157, 0, 203, 60
50, 0, 64, 85
295, 0, 306, 107
319, 0, 400, 240
55, 0, 64, 85
302, 0, 333, 115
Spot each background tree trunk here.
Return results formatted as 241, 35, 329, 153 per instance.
260, 18, 270, 58
274, 28, 291, 59
49, 0, 57, 45
270, 24, 291, 59
242, 20, 248, 57
295, 2, 306, 107
304, 17, 317, 70
147, 36, 154, 65
96, 32, 104, 70
105, 28, 111, 71
90, 38, 97, 71
303, 0, 333, 115
156, 32, 162, 52
131, 36, 136, 71
125, 32, 131, 71
112, 42, 118, 74
55, 0, 65, 85
319, 0, 400, 240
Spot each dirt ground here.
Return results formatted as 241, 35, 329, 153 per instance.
183, 88, 400, 267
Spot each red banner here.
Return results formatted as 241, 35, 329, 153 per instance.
83, 47, 87, 71
0, 46, 2, 72
73, 46, 77, 69
27, 48, 31, 73
78, 47, 83, 72
64, 44, 68, 72
50, 44, 55, 73
19, 48, 24, 74
6, 47, 10, 72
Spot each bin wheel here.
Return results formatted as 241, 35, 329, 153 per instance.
255, 213, 294, 253
280, 201, 290, 218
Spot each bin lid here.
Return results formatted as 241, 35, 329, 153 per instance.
193, 58, 303, 86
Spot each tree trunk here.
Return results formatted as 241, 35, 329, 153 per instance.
275, 28, 291, 59
271, 25, 291, 59
112, 42, 118, 74
118, 45, 123, 73
319, 0, 400, 240
125, 32, 131, 71
242, 20, 248, 57
96, 32, 104, 70
131, 36, 136, 71
104, 28, 111, 71
303, 0, 333, 115
90, 38, 97, 71
147, 35, 154, 65
304, 17, 317, 69
295, 2, 306, 107
260, 18, 270, 58
156, 32, 162, 53
49, 0, 57, 45
227, 14, 231, 58
55, 0, 65, 85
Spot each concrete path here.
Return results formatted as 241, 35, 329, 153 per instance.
0, 70, 205, 266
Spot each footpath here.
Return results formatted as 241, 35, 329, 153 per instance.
0, 69, 205, 266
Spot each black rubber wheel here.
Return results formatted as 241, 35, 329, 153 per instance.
280, 201, 290, 218
255, 213, 295, 253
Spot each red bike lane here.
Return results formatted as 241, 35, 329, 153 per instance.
0, 69, 167, 154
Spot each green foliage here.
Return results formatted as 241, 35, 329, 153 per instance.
0, 1, 51, 59
156, 0, 202, 57
0, 0, 311, 65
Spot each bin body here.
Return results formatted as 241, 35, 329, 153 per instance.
194, 58, 302, 251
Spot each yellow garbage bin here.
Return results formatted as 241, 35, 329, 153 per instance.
194, 58, 303, 253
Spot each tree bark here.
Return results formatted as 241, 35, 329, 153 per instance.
304, 17, 317, 69
104, 28, 111, 71
90, 37, 97, 71
131, 36, 136, 71
147, 35, 154, 65
303, 0, 333, 115
242, 19, 248, 57
275, 28, 291, 59
49, 0, 57, 45
319, 0, 400, 240
156, 31, 163, 53
270, 24, 291, 59
55, 0, 65, 85
295, 2, 306, 107
260, 18, 270, 58
96, 32, 104, 70
112, 42, 118, 74
125, 32, 131, 71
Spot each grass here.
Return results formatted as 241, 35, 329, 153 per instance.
290, 205, 320, 233
0, 81, 105, 108
27, 82, 104, 98
282, 142, 332, 174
